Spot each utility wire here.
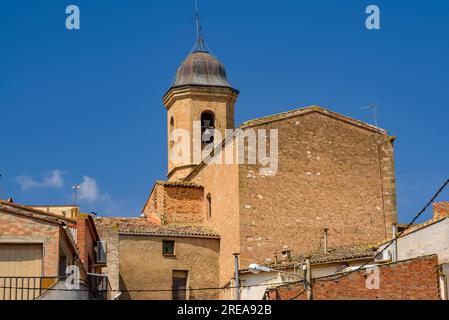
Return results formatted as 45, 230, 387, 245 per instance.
3, 180, 447, 297
0, 279, 304, 294
313, 178, 449, 283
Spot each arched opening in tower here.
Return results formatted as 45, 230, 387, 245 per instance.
201, 111, 215, 145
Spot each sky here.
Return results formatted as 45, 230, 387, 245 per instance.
0, 0, 448, 222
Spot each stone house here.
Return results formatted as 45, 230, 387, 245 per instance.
95, 218, 220, 300
232, 245, 375, 300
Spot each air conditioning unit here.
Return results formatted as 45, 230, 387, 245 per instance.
375, 250, 391, 263
96, 241, 107, 265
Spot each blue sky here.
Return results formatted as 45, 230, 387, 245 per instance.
0, 1, 448, 222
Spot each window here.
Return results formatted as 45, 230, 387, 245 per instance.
207, 193, 212, 218
170, 117, 175, 149
201, 111, 215, 144
163, 240, 175, 256
172, 271, 188, 300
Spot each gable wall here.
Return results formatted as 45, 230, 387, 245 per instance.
238, 111, 397, 268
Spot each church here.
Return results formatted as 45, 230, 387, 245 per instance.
96, 27, 398, 300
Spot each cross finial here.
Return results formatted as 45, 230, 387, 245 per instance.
194, 0, 206, 52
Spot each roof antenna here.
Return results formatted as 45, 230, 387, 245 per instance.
194, 0, 206, 52
361, 102, 379, 127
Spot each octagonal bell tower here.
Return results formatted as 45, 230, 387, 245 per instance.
163, 23, 239, 181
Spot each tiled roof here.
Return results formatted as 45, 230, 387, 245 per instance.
95, 218, 220, 239
155, 180, 203, 188
0, 200, 77, 224
306, 245, 375, 265
263, 244, 375, 269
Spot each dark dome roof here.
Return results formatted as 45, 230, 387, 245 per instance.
171, 51, 234, 89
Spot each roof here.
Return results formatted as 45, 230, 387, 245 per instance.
155, 180, 203, 189
261, 244, 375, 270
95, 218, 220, 239
0, 200, 77, 225
170, 51, 235, 90
306, 245, 375, 265
240, 106, 388, 134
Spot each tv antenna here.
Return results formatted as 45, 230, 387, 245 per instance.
361, 102, 379, 127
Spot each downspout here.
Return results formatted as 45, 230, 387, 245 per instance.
392, 224, 398, 263
233, 253, 240, 301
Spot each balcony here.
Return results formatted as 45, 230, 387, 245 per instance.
0, 276, 62, 300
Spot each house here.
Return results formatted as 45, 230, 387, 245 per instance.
266, 255, 441, 300
378, 202, 449, 299
0, 200, 108, 300
95, 217, 220, 300
231, 245, 375, 300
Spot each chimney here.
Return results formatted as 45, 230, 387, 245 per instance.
282, 246, 292, 262
433, 202, 449, 220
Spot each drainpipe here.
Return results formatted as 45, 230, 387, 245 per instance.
392, 224, 398, 262
233, 253, 240, 301
304, 255, 313, 301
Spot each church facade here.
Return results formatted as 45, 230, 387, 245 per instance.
96, 44, 398, 300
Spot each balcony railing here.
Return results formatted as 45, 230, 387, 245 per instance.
0, 277, 62, 300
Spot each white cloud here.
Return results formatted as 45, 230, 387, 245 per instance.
78, 176, 99, 203
17, 170, 64, 191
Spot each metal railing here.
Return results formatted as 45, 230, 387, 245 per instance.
0, 277, 62, 300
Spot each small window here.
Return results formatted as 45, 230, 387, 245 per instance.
169, 117, 175, 149
163, 241, 175, 256
207, 193, 212, 218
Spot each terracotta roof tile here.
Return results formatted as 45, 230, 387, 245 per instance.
264, 244, 375, 269
155, 180, 203, 188
95, 218, 219, 239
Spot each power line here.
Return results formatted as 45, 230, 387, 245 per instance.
313, 178, 449, 283
0, 279, 305, 294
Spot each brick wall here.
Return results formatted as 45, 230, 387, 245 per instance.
0, 210, 61, 277
433, 203, 449, 220
268, 255, 440, 300
143, 183, 204, 225
76, 217, 97, 272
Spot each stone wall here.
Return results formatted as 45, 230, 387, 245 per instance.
189, 160, 241, 291
268, 255, 440, 300
118, 234, 220, 300
238, 110, 397, 268
96, 224, 120, 297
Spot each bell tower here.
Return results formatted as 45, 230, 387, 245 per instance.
162, 1, 239, 181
